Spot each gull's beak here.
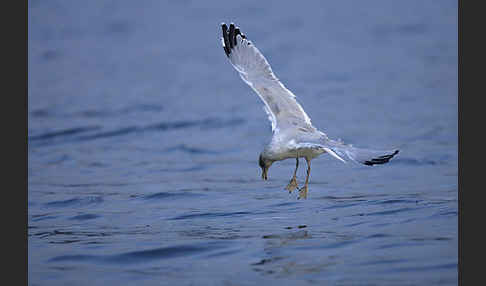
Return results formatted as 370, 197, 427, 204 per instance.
261, 167, 268, 180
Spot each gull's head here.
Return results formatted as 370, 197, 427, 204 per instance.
258, 153, 273, 180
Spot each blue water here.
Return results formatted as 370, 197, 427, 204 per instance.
28, 0, 458, 285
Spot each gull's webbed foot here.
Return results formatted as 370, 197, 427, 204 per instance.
298, 185, 308, 199
285, 177, 299, 193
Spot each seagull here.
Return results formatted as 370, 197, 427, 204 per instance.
220, 23, 399, 199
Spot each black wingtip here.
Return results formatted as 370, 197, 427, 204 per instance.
363, 149, 399, 166
221, 22, 245, 56
229, 23, 236, 48
221, 23, 231, 57
223, 45, 230, 57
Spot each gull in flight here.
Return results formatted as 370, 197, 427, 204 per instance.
220, 23, 399, 199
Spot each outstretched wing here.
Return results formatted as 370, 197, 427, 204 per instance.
221, 23, 314, 134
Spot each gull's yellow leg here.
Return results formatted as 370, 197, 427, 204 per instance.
298, 158, 311, 199
285, 158, 299, 192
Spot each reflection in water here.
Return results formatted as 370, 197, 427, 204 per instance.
253, 227, 312, 276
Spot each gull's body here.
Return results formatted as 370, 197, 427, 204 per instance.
220, 23, 399, 198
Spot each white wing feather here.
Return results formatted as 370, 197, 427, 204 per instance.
221, 25, 313, 134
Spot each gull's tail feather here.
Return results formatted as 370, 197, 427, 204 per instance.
324, 139, 399, 166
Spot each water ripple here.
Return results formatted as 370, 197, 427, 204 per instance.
390, 263, 457, 273
49, 241, 230, 264
170, 211, 252, 220
44, 196, 104, 208
77, 126, 140, 141
391, 158, 441, 166
29, 126, 101, 141
164, 144, 221, 154
69, 214, 101, 221
143, 191, 204, 200
350, 207, 421, 217
29, 117, 245, 147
